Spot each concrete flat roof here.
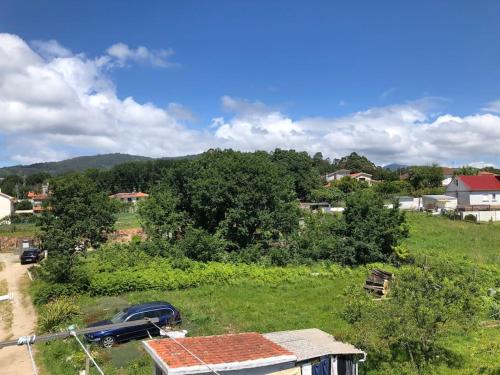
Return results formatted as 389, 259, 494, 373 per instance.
264, 328, 365, 361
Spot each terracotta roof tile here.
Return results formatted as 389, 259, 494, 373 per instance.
146, 333, 294, 369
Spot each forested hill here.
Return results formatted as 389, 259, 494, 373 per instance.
0, 153, 153, 176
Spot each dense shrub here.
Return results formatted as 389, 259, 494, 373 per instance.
33, 243, 352, 299
343, 259, 488, 372
38, 297, 80, 332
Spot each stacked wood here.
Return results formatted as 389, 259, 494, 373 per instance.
364, 269, 394, 297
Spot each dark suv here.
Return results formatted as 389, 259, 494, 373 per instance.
19, 248, 44, 264
85, 301, 181, 347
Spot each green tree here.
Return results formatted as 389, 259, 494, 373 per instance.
407, 165, 443, 190
333, 152, 377, 174
137, 184, 189, 242
15, 200, 33, 210
292, 212, 344, 261
454, 165, 478, 176
39, 174, 118, 283
340, 189, 408, 264
330, 176, 368, 194
373, 180, 412, 198
185, 150, 300, 249
310, 186, 345, 205
270, 149, 321, 200
343, 260, 484, 372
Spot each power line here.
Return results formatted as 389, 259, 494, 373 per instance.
17, 335, 38, 375
0, 318, 160, 349
70, 329, 104, 375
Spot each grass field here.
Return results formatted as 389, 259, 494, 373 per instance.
36, 212, 500, 374
114, 212, 140, 230
404, 212, 500, 265
0, 223, 38, 238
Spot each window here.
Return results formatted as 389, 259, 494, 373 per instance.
157, 308, 173, 318
144, 310, 160, 319
493, 193, 497, 202
127, 312, 145, 321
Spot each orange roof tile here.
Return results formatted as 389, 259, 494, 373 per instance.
109, 192, 149, 199
145, 333, 294, 370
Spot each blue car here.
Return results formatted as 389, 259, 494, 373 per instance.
85, 301, 182, 347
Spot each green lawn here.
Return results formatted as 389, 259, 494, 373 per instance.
0, 223, 38, 238
114, 212, 141, 230
38, 275, 366, 375
36, 213, 500, 375
404, 212, 500, 265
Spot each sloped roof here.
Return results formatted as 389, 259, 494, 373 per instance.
143, 333, 295, 375
109, 192, 149, 199
264, 329, 364, 361
458, 175, 500, 191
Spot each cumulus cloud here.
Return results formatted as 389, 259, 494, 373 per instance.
0, 33, 204, 164
105, 43, 176, 68
1, 32, 500, 167
212, 97, 500, 166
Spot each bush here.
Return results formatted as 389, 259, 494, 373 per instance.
464, 214, 477, 223
33, 243, 351, 298
38, 297, 80, 333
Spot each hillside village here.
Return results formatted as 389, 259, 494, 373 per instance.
0, 151, 498, 375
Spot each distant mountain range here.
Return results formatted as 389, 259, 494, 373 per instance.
384, 163, 408, 171
0, 153, 154, 176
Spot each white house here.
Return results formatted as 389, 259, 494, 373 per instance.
325, 169, 351, 182
445, 175, 500, 207
0, 191, 14, 223
143, 329, 365, 375
325, 170, 373, 185
109, 192, 149, 204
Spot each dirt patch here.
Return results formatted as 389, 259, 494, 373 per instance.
109, 228, 145, 243
0, 253, 38, 374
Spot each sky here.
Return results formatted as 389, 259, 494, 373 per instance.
1, 1, 500, 167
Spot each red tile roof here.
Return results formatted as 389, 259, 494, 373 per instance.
109, 192, 149, 199
145, 333, 294, 370
458, 175, 500, 191
28, 191, 48, 200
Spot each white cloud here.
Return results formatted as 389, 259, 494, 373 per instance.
482, 99, 500, 114
106, 43, 176, 68
1, 33, 500, 167
0, 33, 205, 164
31, 39, 72, 59
212, 97, 500, 166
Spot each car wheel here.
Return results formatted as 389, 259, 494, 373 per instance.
101, 335, 115, 348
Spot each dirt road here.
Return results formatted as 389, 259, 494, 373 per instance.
0, 253, 38, 375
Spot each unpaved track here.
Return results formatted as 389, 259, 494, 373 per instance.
0, 253, 38, 375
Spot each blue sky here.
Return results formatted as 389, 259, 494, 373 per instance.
1, 1, 500, 167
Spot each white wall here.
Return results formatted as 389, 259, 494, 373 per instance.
469, 192, 500, 205
461, 210, 500, 222
155, 362, 295, 375
0, 195, 13, 221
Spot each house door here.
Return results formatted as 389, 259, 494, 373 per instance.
337, 356, 356, 375
312, 357, 330, 375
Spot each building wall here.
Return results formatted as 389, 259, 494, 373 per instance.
469, 192, 500, 205
0, 195, 13, 221
155, 362, 294, 375
460, 210, 500, 222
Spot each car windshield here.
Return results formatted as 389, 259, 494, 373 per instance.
110, 310, 127, 324
22, 250, 36, 255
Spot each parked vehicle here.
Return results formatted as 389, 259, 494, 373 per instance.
85, 301, 182, 347
19, 248, 44, 264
